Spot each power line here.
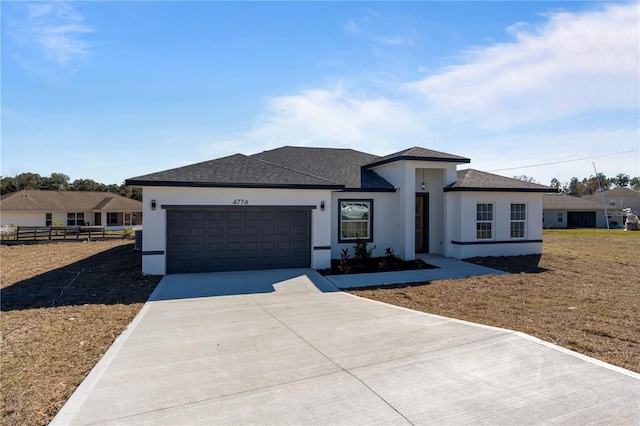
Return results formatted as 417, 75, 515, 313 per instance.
488, 150, 639, 172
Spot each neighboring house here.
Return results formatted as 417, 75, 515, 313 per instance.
542, 193, 607, 228
0, 190, 143, 230
126, 146, 552, 275
582, 187, 640, 227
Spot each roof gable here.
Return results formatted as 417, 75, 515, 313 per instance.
126, 153, 343, 189
0, 190, 142, 212
364, 146, 470, 169
445, 169, 553, 193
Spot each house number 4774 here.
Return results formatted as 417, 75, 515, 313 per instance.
232, 199, 249, 205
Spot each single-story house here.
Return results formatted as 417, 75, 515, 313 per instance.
582, 187, 640, 227
0, 190, 143, 230
127, 146, 552, 275
542, 193, 607, 228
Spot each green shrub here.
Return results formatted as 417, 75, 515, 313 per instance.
353, 238, 375, 261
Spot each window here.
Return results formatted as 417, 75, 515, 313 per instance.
476, 203, 493, 239
107, 212, 118, 226
510, 203, 526, 238
67, 212, 84, 226
558, 212, 563, 223
45, 213, 52, 226
339, 200, 373, 242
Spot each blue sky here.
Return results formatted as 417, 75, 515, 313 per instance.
2, 1, 638, 187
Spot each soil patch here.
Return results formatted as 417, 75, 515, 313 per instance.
348, 230, 640, 373
1, 240, 162, 426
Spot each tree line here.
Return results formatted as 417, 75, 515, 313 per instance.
0, 172, 142, 201
515, 173, 640, 197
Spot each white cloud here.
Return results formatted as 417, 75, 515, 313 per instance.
406, 3, 640, 129
202, 4, 639, 185
12, 2, 94, 64
204, 85, 424, 158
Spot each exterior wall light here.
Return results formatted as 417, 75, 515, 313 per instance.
151, 199, 157, 211
320, 201, 325, 211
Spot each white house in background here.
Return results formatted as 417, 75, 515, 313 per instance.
126, 146, 552, 275
542, 193, 607, 228
0, 190, 143, 230
582, 187, 640, 227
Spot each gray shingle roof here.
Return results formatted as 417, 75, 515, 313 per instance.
543, 193, 605, 210
126, 153, 344, 189
0, 190, 142, 212
364, 146, 470, 168
251, 146, 393, 189
445, 169, 553, 192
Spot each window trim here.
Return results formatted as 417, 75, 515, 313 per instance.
557, 212, 564, 223
476, 203, 494, 240
107, 212, 119, 226
67, 212, 84, 226
510, 203, 527, 239
338, 199, 374, 243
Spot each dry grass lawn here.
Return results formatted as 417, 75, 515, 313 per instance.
1, 230, 638, 425
1, 240, 161, 426
350, 229, 640, 373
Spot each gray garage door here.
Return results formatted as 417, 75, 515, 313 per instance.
166, 208, 311, 274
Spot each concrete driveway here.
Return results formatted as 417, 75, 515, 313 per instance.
54, 269, 639, 425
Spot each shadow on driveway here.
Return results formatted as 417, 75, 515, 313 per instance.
149, 268, 340, 301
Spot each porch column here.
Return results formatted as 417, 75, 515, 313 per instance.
401, 165, 416, 260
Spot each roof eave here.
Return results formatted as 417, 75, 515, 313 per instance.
364, 156, 471, 169
125, 180, 344, 190
444, 187, 552, 193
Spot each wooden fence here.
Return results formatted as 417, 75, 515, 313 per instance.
10, 226, 108, 241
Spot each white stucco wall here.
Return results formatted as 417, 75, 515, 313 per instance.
445, 191, 544, 259
1, 212, 83, 227
140, 186, 333, 275
330, 191, 401, 259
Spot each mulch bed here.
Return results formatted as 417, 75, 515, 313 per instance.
319, 256, 437, 275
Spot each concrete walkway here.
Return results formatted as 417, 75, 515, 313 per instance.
53, 269, 639, 425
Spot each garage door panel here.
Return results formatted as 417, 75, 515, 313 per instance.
190, 211, 206, 221
261, 226, 275, 236
208, 211, 224, 221
244, 241, 259, 251
244, 226, 259, 236
190, 227, 206, 237
209, 227, 224, 237
227, 211, 242, 221
167, 208, 311, 274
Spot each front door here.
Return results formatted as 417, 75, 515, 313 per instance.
415, 194, 429, 252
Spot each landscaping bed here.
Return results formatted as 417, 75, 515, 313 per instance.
319, 255, 436, 275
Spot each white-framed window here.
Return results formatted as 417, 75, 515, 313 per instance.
107, 212, 118, 226
339, 199, 373, 242
476, 203, 493, 239
510, 203, 526, 238
67, 212, 84, 226
45, 213, 52, 226
558, 212, 563, 223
